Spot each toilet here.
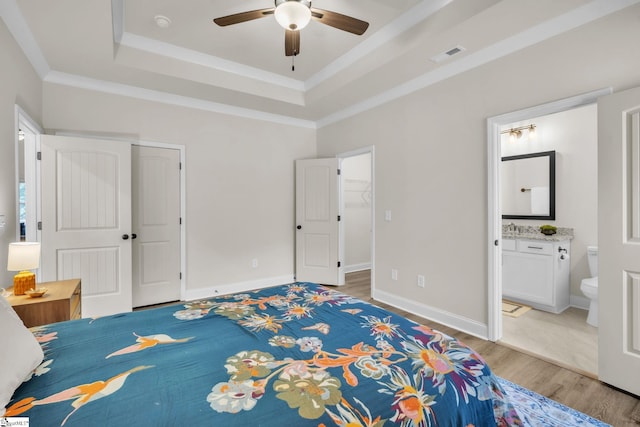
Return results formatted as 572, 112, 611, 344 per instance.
580, 246, 598, 327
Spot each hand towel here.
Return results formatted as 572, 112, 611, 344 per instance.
531, 186, 549, 215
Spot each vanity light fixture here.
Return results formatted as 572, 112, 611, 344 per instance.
501, 124, 536, 142
508, 129, 522, 143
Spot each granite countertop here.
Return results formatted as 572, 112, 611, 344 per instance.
502, 224, 574, 242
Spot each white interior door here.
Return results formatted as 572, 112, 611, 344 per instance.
132, 146, 181, 307
295, 158, 344, 285
40, 135, 132, 318
598, 86, 640, 395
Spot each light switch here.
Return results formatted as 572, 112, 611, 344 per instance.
384, 210, 392, 222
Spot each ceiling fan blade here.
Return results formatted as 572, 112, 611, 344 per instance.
285, 30, 300, 56
213, 8, 274, 27
310, 8, 369, 35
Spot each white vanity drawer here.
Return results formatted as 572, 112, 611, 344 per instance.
517, 240, 553, 255
502, 239, 516, 251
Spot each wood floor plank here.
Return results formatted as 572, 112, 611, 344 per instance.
337, 270, 640, 427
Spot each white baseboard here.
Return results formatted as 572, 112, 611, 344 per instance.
373, 288, 488, 340
183, 274, 295, 301
344, 263, 371, 273
570, 294, 591, 310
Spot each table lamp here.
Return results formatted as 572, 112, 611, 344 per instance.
7, 242, 41, 295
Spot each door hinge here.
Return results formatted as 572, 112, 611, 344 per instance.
37, 151, 41, 160
179, 162, 182, 170
337, 215, 341, 221
337, 168, 341, 175
179, 217, 182, 225
179, 272, 182, 280
37, 221, 42, 230
337, 261, 341, 268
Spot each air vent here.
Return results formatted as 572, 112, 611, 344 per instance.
430, 45, 466, 63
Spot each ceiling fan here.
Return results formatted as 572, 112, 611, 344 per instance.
213, 0, 369, 59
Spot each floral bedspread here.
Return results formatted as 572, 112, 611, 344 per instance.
5, 283, 522, 426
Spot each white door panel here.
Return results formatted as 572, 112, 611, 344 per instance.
296, 158, 343, 285
40, 135, 132, 317
598, 86, 640, 395
132, 146, 181, 307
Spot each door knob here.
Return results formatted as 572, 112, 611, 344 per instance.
122, 234, 129, 240
131, 233, 137, 239
297, 225, 302, 230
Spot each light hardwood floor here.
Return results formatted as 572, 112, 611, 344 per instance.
338, 270, 640, 427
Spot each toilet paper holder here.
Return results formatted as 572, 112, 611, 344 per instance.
558, 246, 568, 260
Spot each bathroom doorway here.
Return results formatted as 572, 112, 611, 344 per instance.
487, 89, 609, 376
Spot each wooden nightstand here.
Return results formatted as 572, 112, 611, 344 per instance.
5, 278, 82, 327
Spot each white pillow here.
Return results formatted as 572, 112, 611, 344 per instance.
0, 294, 44, 410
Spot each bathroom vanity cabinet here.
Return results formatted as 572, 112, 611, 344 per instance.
502, 238, 570, 313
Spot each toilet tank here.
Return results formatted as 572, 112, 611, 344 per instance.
587, 246, 598, 277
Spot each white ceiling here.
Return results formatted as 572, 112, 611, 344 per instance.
3, 0, 638, 127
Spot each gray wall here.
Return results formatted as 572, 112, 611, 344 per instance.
0, 21, 42, 286
40, 84, 316, 294
316, 7, 640, 328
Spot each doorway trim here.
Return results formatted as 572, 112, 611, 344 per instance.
14, 105, 43, 243
486, 88, 611, 341
337, 146, 375, 296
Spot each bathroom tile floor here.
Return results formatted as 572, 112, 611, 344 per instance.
501, 306, 598, 376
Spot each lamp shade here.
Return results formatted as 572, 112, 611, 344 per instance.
7, 242, 41, 271
275, 1, 311, 30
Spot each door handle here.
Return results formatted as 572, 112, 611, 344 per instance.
297, 225, 302, 230
122, 234, 129, 240
131, 233, 137, 239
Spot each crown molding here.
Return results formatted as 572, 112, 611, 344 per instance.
0, 0, 49, 78
3, 0, 639, 130
316, 0, 640, 128
305, 0, 453, 90
44, 71, 316, 129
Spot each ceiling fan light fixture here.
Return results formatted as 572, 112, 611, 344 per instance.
275, 0, 311, 31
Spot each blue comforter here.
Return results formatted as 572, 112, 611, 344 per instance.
6, 283, 522, 426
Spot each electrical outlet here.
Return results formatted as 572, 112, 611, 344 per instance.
251, 258, 258, 268
385, 210, 392, 222
417, 275, 425, 288
391, 269, 398, 280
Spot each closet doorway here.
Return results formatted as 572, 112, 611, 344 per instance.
35, 134, 184, 317
338, 147, 374, 294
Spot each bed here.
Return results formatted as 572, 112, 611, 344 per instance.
2, 282, 522, 426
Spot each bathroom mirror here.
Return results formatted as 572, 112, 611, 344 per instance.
501, 150, 555, 220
